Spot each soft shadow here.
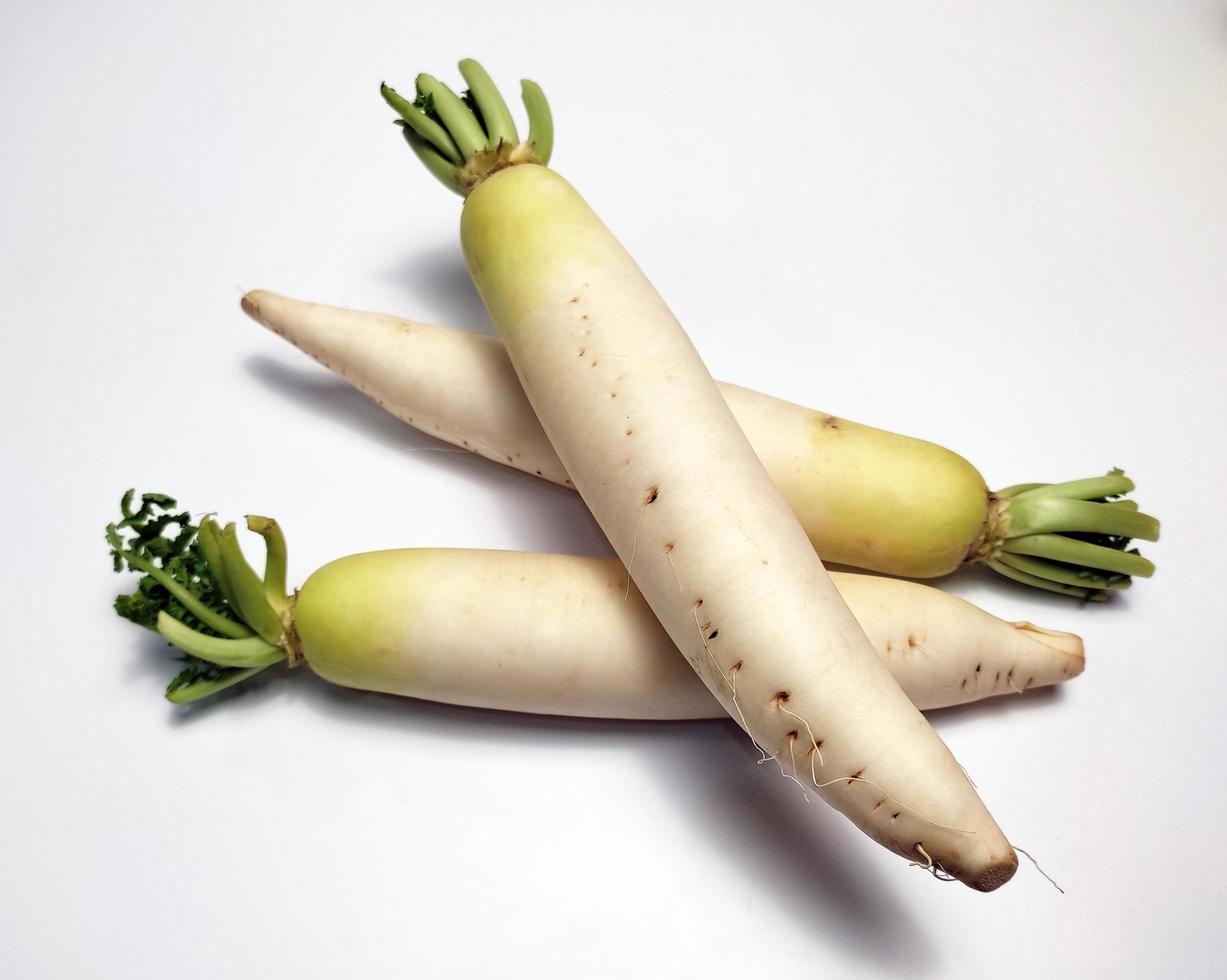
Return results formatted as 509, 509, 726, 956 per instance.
934, 561, 1136, 616
243, 354, 611, 557
134, 628, 939, 972
926, 683, 1063, 733
378, 242, 492, 332
639, 724, 941, 975
275, 669, 939, 974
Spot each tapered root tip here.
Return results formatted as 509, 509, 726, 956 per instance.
1010, 621, 1086, 672
240, 291, 266, 324
972, 856, 1019, 893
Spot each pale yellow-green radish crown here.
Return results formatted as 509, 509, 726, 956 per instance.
381, 59, 552, 196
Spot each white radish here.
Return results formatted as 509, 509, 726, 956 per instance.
242, 289, 1159, 597
381, 60, 1018, 888
106, 497, 1084, 716
299, 552, 1085, 717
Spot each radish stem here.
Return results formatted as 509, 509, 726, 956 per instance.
197, 518, 242, 611
459, 58, 519, 147
415, 74, 486, 160
246, 515, 290, 614
519, 79, 553, 164
380, 83, 462, 163
218, 523, 285, 644
121, 551, 252, 639
156, 612, 283, 668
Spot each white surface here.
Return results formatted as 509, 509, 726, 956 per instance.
2, 2, 1225, 976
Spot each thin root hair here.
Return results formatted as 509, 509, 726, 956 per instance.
775, 701, 826, 770
623, 498, 650, 599
1013, 844, 1065, 894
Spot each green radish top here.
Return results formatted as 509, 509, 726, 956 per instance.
381, 59, 553, 196
976, 469, 1159, 599
107, 490, 298, 704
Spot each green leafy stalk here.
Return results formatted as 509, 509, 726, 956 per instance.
108, 491, 290, 702
247, 515, 290, 615
984, 468, 1160, 600
415, 73, 487, 159
382, 60, 554, 195
381, 83, 462, 163
519, 79, 553, 165
459, 58, 519, 147
218, 522, 285, 644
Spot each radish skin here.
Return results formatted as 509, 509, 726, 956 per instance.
243, 289, 1157, 592
294, 549, 1084, 717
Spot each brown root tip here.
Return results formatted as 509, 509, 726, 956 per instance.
240, 292, 262, 322
971, 855, 1019, 893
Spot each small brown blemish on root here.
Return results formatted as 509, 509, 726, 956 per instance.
848, 768, 864, 785
692, 598, 704, 610
569, 296, 579, 304
729, 659, 744, 677
960, 678, 967, 689
995, 670, 1001, 683
506, 455, 514, 463
891, 812, 901, 824
609, 392, 617, 398
577, 347, 586, 356
535, 470, 542, 476
761, 559, 769, 565
823, 415, 840, 429
1025, 676, 1034, 689
564, 478, 573, 486
771, 690, 791, 707
643, 485, 659, 505
707, 629, 719, 639
580, 314, 589, 321
786, 730, 799, 742
590, 360, 599, 368
907, 633, 917, 647
408, 416, 415, 423
975, 663, 982, 673
625, 428, 633, 436
873, 798, 885, 812
663, 542, 674, 553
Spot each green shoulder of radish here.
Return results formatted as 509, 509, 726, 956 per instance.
379, 61, 1017, 889
108, 490, 1084, 711
244, 289, 1161, 600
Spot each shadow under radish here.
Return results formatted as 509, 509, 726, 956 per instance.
377, 242, 493, 333
637, 720, 942, 974
185, 664, 942, 973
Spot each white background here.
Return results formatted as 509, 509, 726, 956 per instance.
3, 2, 1225, 977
